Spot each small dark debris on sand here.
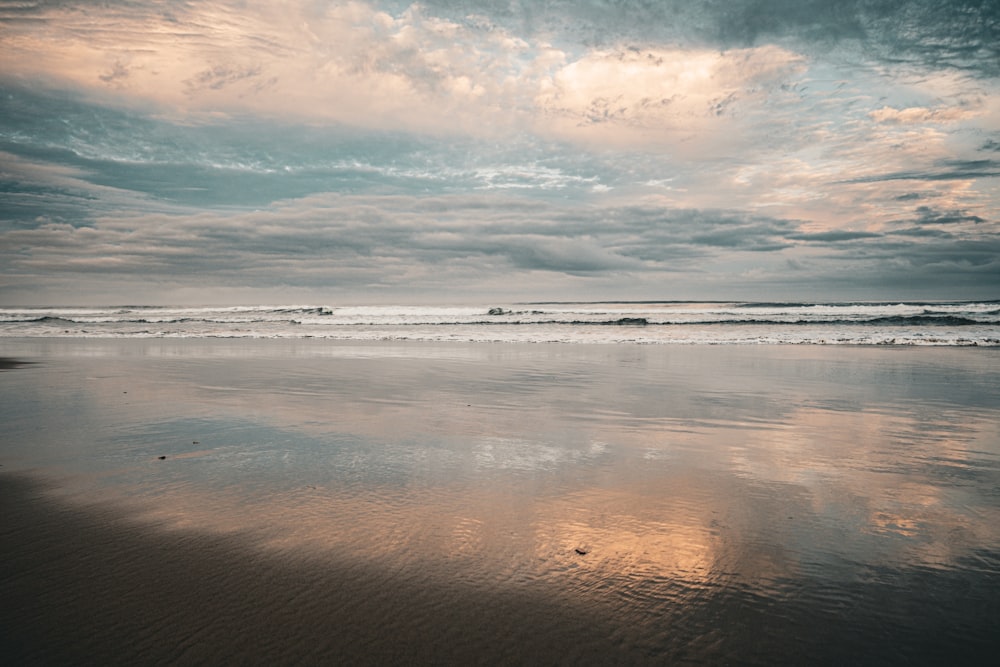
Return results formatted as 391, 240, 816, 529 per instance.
157, 456, 167, 460
0, 358, 35, 371
575, 547, 588, 555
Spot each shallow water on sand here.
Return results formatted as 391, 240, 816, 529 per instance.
2, 339, 1000, 664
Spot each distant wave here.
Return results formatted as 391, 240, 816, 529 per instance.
0, 315, 237, 325
858, 315, 984, 326
1, 319, 994, 333
481, 314, 993, 326
0, 313, 996, 327
1, 301, 997, 345
8, 316, 76, 325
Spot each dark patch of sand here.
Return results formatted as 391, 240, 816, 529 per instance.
0, 357, 34, 371
0, 474, 637, 666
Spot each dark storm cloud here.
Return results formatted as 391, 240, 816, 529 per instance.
841, 160, 1000, 184
3, 184, 996, 299
794, 225, 1000, 294
913, 206, 986, 226
539, 207, 797, 259
740, 0, 1000, 77
788, 230, 883, 243
412, 0, 1000, 76
891, 227, 956, 238
688, 220, 795, 251
860, 236, 1000, 290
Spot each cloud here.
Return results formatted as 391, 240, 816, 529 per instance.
788, 230, 883, 243
1, 1, 998, 304
0, 1, 821, 152
413, 0, 1000, 78
869, 104, 981, 125
535, 45, 807, 148
841, 160, 1000, 184
912, 206, 986, 226
185, 63, 272, 94
5, 185, 993, 302
890, 227, 955, 239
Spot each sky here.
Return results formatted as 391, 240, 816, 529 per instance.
1, 0, 998, 305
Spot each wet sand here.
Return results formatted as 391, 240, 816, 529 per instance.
4, 469, 999, 666
2, 339, 1000, 664
0, 473, 642, 665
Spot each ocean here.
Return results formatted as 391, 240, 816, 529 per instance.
1, 299, 998, 345
2, 312, 1000, 664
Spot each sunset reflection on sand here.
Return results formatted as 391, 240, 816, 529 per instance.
2, 340, 999, 664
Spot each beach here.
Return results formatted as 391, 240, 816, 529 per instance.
2, 339, 1000, 664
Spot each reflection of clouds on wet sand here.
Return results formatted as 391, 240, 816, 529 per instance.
473, 437, 608, 471
3, 341, 999, 615
720, 403, 1000, 571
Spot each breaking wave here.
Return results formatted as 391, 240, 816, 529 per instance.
1, 301, 997, 345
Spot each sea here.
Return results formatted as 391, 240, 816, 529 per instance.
1, 299, 999, 344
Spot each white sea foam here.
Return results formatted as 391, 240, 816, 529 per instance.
0, 301, 997, 345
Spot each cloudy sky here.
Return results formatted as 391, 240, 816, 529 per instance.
1, 0, 998, 305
